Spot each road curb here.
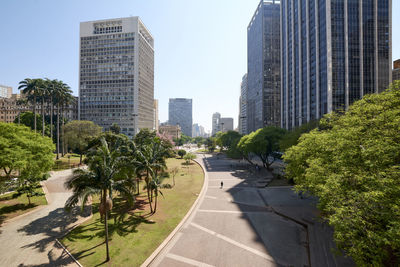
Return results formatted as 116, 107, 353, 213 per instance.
140, 154, 209, 267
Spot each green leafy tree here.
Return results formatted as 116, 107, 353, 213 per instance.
65, 138, 136, 262
110, 123, 121, 134
63, 120, 102, 164
183, 153, 196, 165
0, 123, 54, 203
14, 112, 49, 135
205, 137, 216, 152
284, 81, 400, 265
238, 127, 286, 170
279, 119, 319, 151
177, 149, 186, 158
18, 78, 42, 133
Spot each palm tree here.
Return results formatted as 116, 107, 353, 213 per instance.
53, 81, 72, 159
65, 138, 135, 262
18, 78, 41, 133
61, 92, 75, 156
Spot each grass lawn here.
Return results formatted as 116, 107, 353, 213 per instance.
53, 153, 83, 170
61, 157, 204, 266
0, 187, 47, 225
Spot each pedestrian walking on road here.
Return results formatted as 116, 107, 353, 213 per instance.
220, 181, 224, 189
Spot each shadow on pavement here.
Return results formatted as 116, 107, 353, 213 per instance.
201, 153, 354, 267
17, 206, 91, 253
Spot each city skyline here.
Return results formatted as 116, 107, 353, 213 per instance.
0, 0, 399, 132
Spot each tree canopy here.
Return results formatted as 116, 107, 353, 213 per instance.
284, 81, 400, 265
63, 120, 102, 164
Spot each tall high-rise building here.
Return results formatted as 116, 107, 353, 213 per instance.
281, 0, 392, 129
79, 17, 154, 136
192, 123, 206, 137
154, 99, 159, 132
247, 0, 281, 133
212, 112, 221, 136
393, 59, 400, 82
168, 98, 192, 137
239, 74, 248, 135
0, 85, 12, 99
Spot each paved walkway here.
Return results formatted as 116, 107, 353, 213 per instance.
0, 169, 90, 267
149, 154, 315, 267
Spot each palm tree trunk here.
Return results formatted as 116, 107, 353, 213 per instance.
62, 107, 65, 156
50, 98, 53, 140
154, 193, 158, 213
33, 95, 37, 133
42, 97, 45, 136
56, 102, 60, 160
103, 189, 110, 262
146, 172, 153, 213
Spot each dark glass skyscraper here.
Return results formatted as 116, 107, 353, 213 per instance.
281, 0, 392, 129
168, 98, 193, 137
247, 0, 281, 133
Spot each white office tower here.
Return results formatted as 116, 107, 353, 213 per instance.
79, 17, 154, 136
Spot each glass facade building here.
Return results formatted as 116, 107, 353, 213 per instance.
239, 73, 248, 135
247, 0, 281, 133
168, 98, 193, 137
281, 0, 391, 129
79, 17, 154, 136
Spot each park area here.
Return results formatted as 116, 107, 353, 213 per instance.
61, 157, 204, 266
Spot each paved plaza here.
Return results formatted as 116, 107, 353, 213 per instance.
0, 169, 89, 267
148, 153, 353, 267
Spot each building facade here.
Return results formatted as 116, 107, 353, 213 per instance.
239, 74, 248, 135
154, 99, 159, 132
281, 0, 392, 129
0, 85, 12, 99
247, 0, 281, 133
192, 123, 206, 137
79, 17, 154, 137
168, 98, 192, 137
212, 112, 221, 136
159, 125, 181, 140
220, 117, 234, 132
393, 59, 400, 82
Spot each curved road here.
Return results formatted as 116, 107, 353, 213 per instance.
149, 154, 310, 267
0, 169, 90, 267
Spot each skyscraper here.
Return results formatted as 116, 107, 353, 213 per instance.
0, 85, 12, 99
239, 74, 248, 135
281, 0, 392, 129
212, 112, 221, 136
247, 0, 281, 133
219, 117, 234, 132
79, 17, 154, 136
168, 98, 192, 137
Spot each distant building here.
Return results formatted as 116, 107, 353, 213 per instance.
212, 112, 221, 136
154, 99, 159, 132
0, 95, 77, 123
247, 0, 281, 133
281, 0, 392, 129
219, 117, 234, 132
0, 85, 12, 99
159, 125, 181, 140
79, 16, 154, 137
393, 60, 400, 82
239, 74, 248, 134
168, 98, 192, 137
192, 123, 206, 137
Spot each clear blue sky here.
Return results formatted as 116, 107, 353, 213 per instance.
0, 0, 399, 133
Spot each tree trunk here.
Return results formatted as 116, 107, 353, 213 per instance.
56, 102, 60, 160
146, 173, 153, 213
42, 97, 45, 136
79, 153, 82, 165
50, 98, 53, 140
33, 95, 37, 133
103, 189, 110, 262
27, 193, 31, 205
154, 193, 158, 213
62, 107, 65, 156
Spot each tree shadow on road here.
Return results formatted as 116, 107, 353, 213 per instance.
17, 206, 91, 253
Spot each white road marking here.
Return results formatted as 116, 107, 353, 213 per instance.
204, 195, 217, 199
166, 253, 215, 267
190, 222, 275, 262
197, 209, 267, 214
